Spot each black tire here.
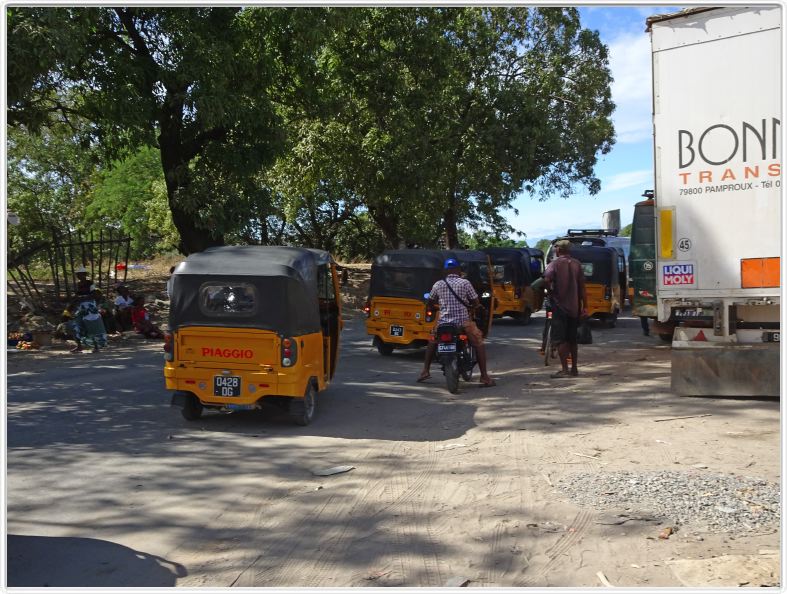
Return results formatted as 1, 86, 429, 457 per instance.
460, 345, 476, 382
659, 332, 673, 343
445, 357, 460, 394
607, 312, 618, 328
181, 393, 203, 421
375, 338, 394, 356
519, 307, 532, 325
289, 383, 316, 426
544, 326, 553, 366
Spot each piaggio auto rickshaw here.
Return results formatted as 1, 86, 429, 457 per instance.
571, 245, 627, 327
164, 246, 342, 425
365, 249, 494, 355
482, 247, 543, 324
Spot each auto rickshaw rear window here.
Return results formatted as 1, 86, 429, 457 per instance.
581, 263, 594, 277
198, 283, 257, 317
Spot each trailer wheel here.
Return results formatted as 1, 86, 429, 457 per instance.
181, 393, 203, 421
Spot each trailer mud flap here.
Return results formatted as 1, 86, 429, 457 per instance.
671, 342, 779, 397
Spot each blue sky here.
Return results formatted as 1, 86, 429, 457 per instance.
507, 6, 668, 244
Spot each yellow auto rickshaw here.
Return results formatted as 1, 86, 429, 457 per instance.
164, 246, 341, 425
483, 247, 543, 324
571, 245, 626, 327
365, 249, 494, 355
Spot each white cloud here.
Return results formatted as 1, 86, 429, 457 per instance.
608, 31, 653, 144
603, 168, 652, 192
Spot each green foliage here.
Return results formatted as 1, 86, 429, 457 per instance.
535, 238, 553, 253
619, 223, 632, 237
459, 229, 528, 250
86, 147, 179, 257
8, 7, 615, 257
334, 212, 387, 261
6, 120, 99, 257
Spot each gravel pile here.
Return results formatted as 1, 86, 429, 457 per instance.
558, 470, 780, 533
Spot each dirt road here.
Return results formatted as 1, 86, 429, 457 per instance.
6, 310, 780, 587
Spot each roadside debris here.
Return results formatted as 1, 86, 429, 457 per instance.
312, 465, 355, 477
658, 526, 674, 539
444, 576, 470, 587
654, 414, 712, 423
436, 443, 467, 451
571, 452, 601, 460
596, 571, 614, 587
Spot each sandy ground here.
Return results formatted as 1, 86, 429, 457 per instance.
5, 309, 780, 587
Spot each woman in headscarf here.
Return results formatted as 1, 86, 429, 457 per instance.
73, 285, 109, 352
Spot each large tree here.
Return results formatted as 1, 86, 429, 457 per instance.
301, 7, 615, 248
8, 7, 329, 254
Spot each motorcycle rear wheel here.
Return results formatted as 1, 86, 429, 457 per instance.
445, 357, 460, 394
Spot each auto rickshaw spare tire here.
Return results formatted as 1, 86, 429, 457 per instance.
374, 337, 394, 356
289, 382, 316, 426
181, 392, 203, 421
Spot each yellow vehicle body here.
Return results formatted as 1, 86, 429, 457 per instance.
365, 296, 435, 351
165, 246, 341, 425
164, 328, 327, 406
585, 282, 621, 318
491, 283, 543, 320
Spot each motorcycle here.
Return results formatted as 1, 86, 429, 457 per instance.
435, 323, 478, 394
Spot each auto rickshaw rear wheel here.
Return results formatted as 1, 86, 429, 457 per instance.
606, 312, 618, 328
374, 337, 394, 356
181, 392, 203, 421
289, 383, 316, 426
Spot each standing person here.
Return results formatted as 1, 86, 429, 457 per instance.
113, 285, 134, 331
417, 258, 496, 387
544, 240, 588, 378
640, 316, 650, 336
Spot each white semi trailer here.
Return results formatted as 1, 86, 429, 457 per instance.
647, 6, 782, 396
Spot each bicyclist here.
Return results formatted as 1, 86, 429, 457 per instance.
417, 258, 496, 387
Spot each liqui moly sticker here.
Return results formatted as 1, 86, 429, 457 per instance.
662, 263, 696, 286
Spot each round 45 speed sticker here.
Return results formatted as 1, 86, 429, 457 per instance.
678, 238, 692, 252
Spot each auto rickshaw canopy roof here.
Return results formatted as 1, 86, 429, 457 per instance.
169, 246, 333, 335
370, 249, 489, 300
568, 245, 619, 285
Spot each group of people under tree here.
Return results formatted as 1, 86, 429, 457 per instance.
417, 240, 588, 384
56, 267, 164, 352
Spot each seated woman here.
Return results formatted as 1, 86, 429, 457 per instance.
74, 287, 109, 352
130, 295, 164, 339
113, 285, 134, 331
92, 288, 119, 335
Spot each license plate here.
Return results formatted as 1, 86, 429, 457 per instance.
390, 325, 404, 337
214, 375, 240, 396
763, 331, 780, 343
437, 343, 456, 353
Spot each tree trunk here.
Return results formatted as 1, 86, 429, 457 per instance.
369, 205, 402, 249
443, 199, 459, 249
158, 127, 225, 255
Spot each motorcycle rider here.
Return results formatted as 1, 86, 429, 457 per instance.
417, 258, 496, 387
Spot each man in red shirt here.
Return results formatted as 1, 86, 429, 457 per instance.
544, 241, 588, 378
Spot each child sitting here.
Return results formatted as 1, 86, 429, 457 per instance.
130, 295, 164, 339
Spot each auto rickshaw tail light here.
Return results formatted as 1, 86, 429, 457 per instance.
459, 334, 468, 341
426, 310, 434, 322
281, 337, 298, 366
363, 301, 371, 317
440, 332, 453, 342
